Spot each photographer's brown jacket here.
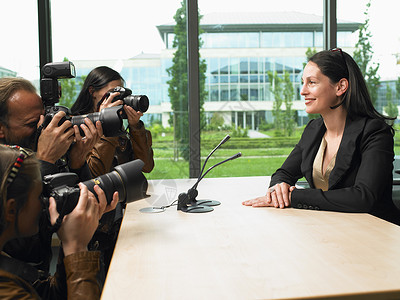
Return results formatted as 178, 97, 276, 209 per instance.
87, 121, 154, 177
0, 251, 101, 300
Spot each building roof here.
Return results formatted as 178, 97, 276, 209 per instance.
130, 52, 161, 59
157, 11, 361, 41
201, 11, 340, 26
0, 65, 17, 76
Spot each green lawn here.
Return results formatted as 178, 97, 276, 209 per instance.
145, 154, 287, 180
144, 129, 400, 180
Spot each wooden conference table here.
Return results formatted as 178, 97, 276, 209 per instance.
101, 176, 400, 299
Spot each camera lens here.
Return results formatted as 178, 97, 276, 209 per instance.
70, 106, 126, 137
82, 159, 147, 204
123, 95, 149, 113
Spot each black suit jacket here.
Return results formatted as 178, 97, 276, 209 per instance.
270, 116, 400, 225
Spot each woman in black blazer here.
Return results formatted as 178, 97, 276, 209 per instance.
243, 49, 400, 225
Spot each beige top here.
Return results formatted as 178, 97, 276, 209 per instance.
313, 137, 337, 191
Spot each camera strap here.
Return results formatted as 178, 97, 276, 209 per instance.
0, 255, 45, 285
47, 196, 71, 234
48, 215, 63, 234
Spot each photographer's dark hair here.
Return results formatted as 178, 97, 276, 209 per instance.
0, 145, 39, 235
309, 50, 394, 130
71, 66, 124, 115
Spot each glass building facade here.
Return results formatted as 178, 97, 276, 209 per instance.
70, 11, 361, 129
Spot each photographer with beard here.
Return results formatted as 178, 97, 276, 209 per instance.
0, 77, 104, 275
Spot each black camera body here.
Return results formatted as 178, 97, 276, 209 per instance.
107, 86, 149, 113
42, 159, 148, 215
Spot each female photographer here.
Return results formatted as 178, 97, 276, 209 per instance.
71, 66, 154, 281
71, 66, 154, 176
0, 144, 117, 299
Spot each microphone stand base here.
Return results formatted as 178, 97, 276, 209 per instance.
181, 205, 214, 213
139, 207, 166, 213
193, 199, 221, 206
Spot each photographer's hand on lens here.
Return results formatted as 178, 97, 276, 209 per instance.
48, 183, 108, 256
100, 187, 119, 214
69, 118, 103, 169
124, 105, 144, 129
242, 182, 295, 208
36, 111, 75, 164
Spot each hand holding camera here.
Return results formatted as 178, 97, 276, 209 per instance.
36, 110, 75, 164
48, 183, 117, 256
98, 90, 124, 112
42, 159, 148, 216
99, 86, 148, 130
68, 118, 103, 169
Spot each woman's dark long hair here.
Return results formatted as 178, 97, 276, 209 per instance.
309, 50, 394, 131
71, 66, 124, 115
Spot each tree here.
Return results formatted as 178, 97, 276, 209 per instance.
208, 112, 224, 130
303, 47, 317, 68
304, 47, 319, 121
58, 57, 85, 109
396, 76, 400, 101
384, 84, 398, 124
282, 72, 295, 136
353, 0, 380, 105
166, 1, 207, 161
268, 71, 295, 136
268, 71, 284, 132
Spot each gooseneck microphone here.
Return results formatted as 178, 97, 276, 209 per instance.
177, 134, 241, 213
177, 152, 242, 213
188, 152, 242, 204
195, 134, 231, 186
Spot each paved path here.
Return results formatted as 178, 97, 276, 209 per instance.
247, 130, 270, 138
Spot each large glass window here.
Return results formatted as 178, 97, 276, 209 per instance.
202, 32, 259, 48
7, 1, 393, 180
337, 1, 400, 166
0, 1, 39, 82
261, 32, 314, 48
50, 0, 188, 179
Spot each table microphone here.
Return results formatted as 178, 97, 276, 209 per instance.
191, 134, 231, 207
178, 152, 242, 213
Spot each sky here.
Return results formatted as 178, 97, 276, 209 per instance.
1, 0, 399, 80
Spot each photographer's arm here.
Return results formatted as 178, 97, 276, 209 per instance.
123, 104, 154, 172
86, 137, 119, 177
68, 119, 103, 170
128, 120, 154, 173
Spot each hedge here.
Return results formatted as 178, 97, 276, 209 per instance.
153, 137, 300, 150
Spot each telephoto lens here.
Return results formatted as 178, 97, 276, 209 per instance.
70, 106, 126, 137
43, 159, 148, 215
82, 159, 148, 205
123, 95, 149, 113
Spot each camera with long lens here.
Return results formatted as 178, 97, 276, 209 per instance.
40, 61, 127, 137
42, 159, 148, 215
44, 105, 127, 137
106, 86, 149, 113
